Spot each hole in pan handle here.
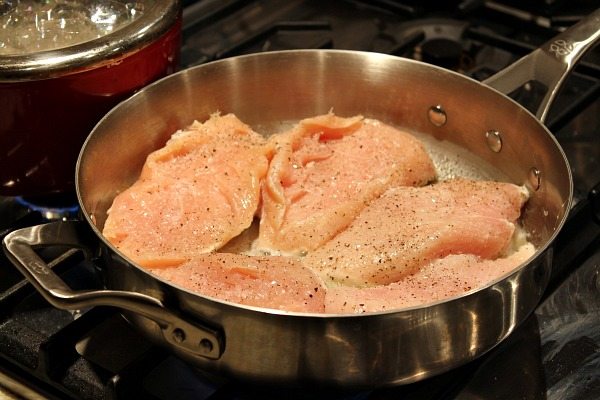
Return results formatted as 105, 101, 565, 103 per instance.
2, 221, 224, 360
483, 8, 600, 123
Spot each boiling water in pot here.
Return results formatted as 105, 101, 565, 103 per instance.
0, 0, 144, 55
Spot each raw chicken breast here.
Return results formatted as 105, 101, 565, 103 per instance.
256, 113, 436, 255
325, 243, 535, 313
149, 253, 326, 313
306, 179, 528, 287
102, 113, 269, 268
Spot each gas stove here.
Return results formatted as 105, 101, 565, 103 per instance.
1, 1, 599, 399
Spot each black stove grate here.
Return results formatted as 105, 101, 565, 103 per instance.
1, 1, 599, 399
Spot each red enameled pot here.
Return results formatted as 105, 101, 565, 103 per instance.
0, 0, 181, 197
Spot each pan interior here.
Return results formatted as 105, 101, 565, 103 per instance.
77, 50, 571, 254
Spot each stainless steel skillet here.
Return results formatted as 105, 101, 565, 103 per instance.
4, 9, 599, 387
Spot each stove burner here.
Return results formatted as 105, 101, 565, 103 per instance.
391, 19, 485, 73
14, 195, 79, 221
420, 37, 464, 69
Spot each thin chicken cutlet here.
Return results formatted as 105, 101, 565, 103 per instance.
255, 112, 436, 255
149, 253, 326, 313
103, 113, 269, 268
306, 179, 529, 287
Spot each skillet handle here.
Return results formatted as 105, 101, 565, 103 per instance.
2, 221, 223, 360
483, 8, 600, 123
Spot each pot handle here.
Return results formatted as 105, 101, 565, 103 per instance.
2, 221, 223, 360
483, 8, 600, 123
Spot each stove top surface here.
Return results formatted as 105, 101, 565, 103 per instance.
1, 1, 599, 399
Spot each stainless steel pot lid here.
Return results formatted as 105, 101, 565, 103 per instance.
0, 0, 180, 81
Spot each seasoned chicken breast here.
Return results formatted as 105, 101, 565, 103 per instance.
103, 113, 269, 267
325, 243, 535, 313
149, 253, 326, 313
306, 179, 529, 287
255, 113, 436, 255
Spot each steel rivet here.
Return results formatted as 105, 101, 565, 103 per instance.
172, 328, 186, 343
528, 167, 541, 191
200, 338, 214, 353
428, 105, 447, 127
485, 130, 502, 153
